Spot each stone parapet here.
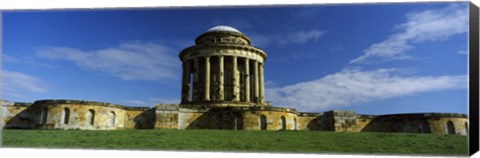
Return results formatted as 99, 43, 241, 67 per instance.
377, 112, 468, 118
155, 104, 179, 111
179, 105, 297, 114
33, 99, 152, 111
180, 101, 268, 108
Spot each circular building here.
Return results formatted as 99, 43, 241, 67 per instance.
177, 26, 299, 130
179, 25, 268, 108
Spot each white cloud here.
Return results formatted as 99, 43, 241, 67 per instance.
269, 51, 318, 63
2, 70, 47, 98
3, 54, 57, 68
264, 80, 278, 88
249, 34, 272, 47
284, 30, 328, 44
36, 41, 179, 81
266, 68, 467, 111
350, 5, 468, 64
249, 29, 327, 47
3, 54, 21, 63
328, 45, 343, 52
457, 50, 468, 55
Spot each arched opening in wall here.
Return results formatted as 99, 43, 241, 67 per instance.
294, 118, 297, 130
420, 122, 430, 133
235, 115, 243, 130
260, 115, 267, 130
280, 116, 286, 130
41, 107, 48, 124
110, 111, 116, 127
86, 109, 95, 126
465, 122, 468, 135
446, 121, 456, 134
63, 108, 70, 124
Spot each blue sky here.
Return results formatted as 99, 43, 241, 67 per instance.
2, 2, 469, 115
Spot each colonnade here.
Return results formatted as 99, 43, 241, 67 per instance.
181, 55, 265, 104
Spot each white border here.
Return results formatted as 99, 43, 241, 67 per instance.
0, 0, 474, 10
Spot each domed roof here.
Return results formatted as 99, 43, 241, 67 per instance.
207, 25, 242, 34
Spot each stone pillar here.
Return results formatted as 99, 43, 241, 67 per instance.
232, 56, 240, 101
193, 58, 199, 102
259, 62, 265, 103
244, 58, 250, 102
218, 56, 224, 100
181, 61, 191, 103
204, 56, 210, 101
253, 61, 259, 103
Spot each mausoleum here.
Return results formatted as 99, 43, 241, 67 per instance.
0, 26, 469, 135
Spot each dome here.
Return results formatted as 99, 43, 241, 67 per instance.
207, 25, 242, 33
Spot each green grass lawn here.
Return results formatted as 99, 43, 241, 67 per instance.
1, 129, 468, 156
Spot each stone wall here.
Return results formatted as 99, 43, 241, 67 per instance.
1, 101, 35, 129
124, 107, 156, 129
154, 104, 179, 129
330, 110, 359, 132
34, 100, 128, 130
295, 113, 318, 130
360, 113, 469, 135
178, 106, 298, 130
0, 100, 469, 135
355, 115, 375, 131
427, 115, 469, 135
242, 107, 298, 130
295, 110, 359, 132
1, 99, 155, 130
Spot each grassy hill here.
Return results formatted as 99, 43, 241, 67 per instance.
1, 129, 468, 156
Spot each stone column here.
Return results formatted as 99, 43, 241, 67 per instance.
193, 58, 199, 102
232, 56, 240, 101
204, 56, 210, 101
218, 56, 224, 100
259, 62, 265, 103
244, 58, 250, 102
253, 61, 259, 103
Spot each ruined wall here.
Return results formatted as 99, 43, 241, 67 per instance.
360, 113, 469, 135
155, 104, 179, 129
242, 107, 298, 130
10, 100, 156, 130
123, 107, 155, 129
0, 105, 5, 128
295, 113, 317, 130
329, 110, 359, 132
33, 100, 127, 130
178, 106, 298, 130
427, 115, 469, 135
1, 101, 36, 129
296, 110, 359, 132
178, 107, 248, 130
355, 115, 375, 131
1, 99, 470, 135
298, 112, 332, 131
